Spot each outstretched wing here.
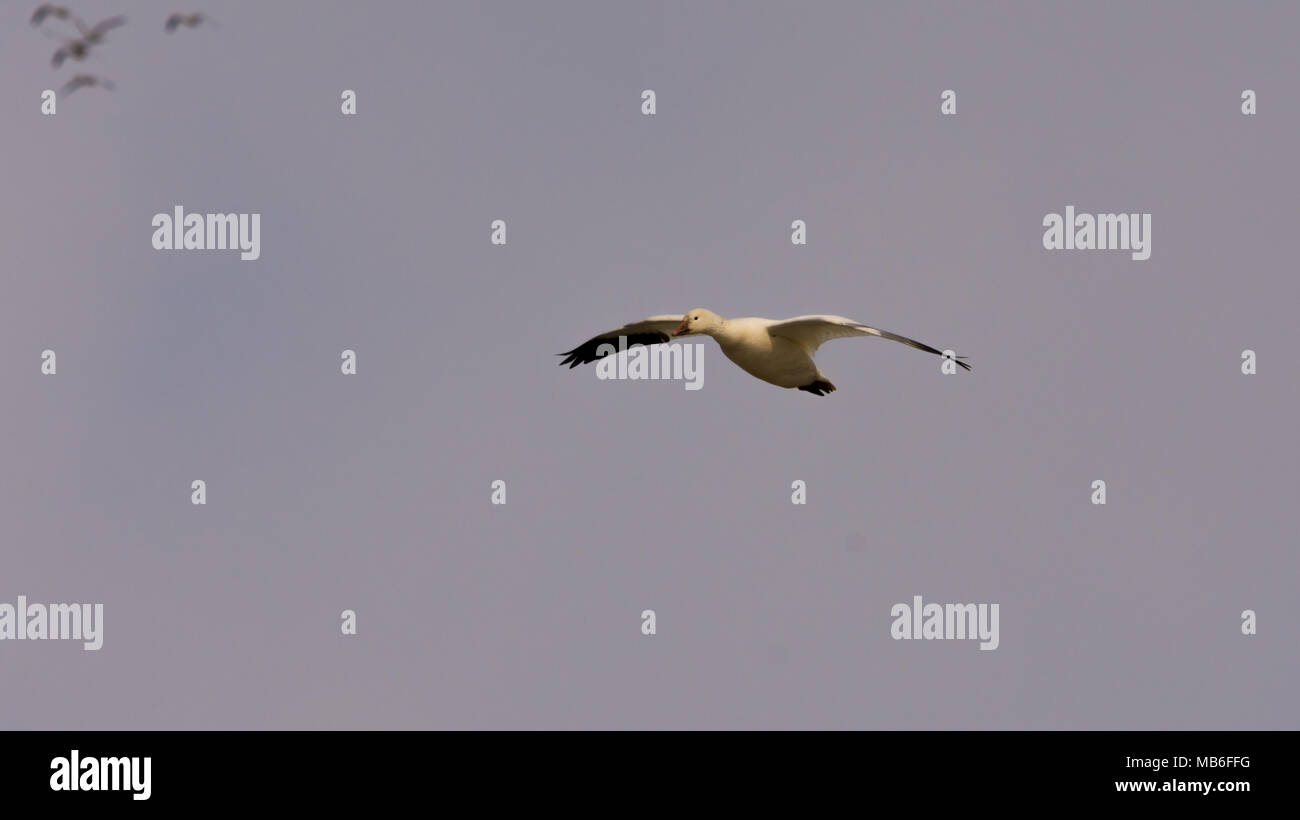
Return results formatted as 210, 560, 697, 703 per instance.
557, 315, 684, 368
86, 15, 127, 37
767, 314, 971, 371
31, 5, 61, 25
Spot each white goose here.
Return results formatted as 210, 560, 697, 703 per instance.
559, 309, 970, 396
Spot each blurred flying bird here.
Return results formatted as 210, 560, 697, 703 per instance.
165, 12, 213, 32
60, 74, 114, 95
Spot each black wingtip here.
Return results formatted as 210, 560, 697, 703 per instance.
556, 331, 671, 370
797, 379, 837, 396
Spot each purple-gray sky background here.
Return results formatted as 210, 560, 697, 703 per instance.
2, 1, 1297, 728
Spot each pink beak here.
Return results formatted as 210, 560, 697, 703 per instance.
672, 319, 690, 337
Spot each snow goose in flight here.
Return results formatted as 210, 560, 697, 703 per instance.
559, 309, 970, 396
60, 73, 114, 96
165, 12, 214, 32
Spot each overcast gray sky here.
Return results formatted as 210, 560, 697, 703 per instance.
2, 0, 1297, 729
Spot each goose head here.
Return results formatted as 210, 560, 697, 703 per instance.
673, 309, 723, 337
